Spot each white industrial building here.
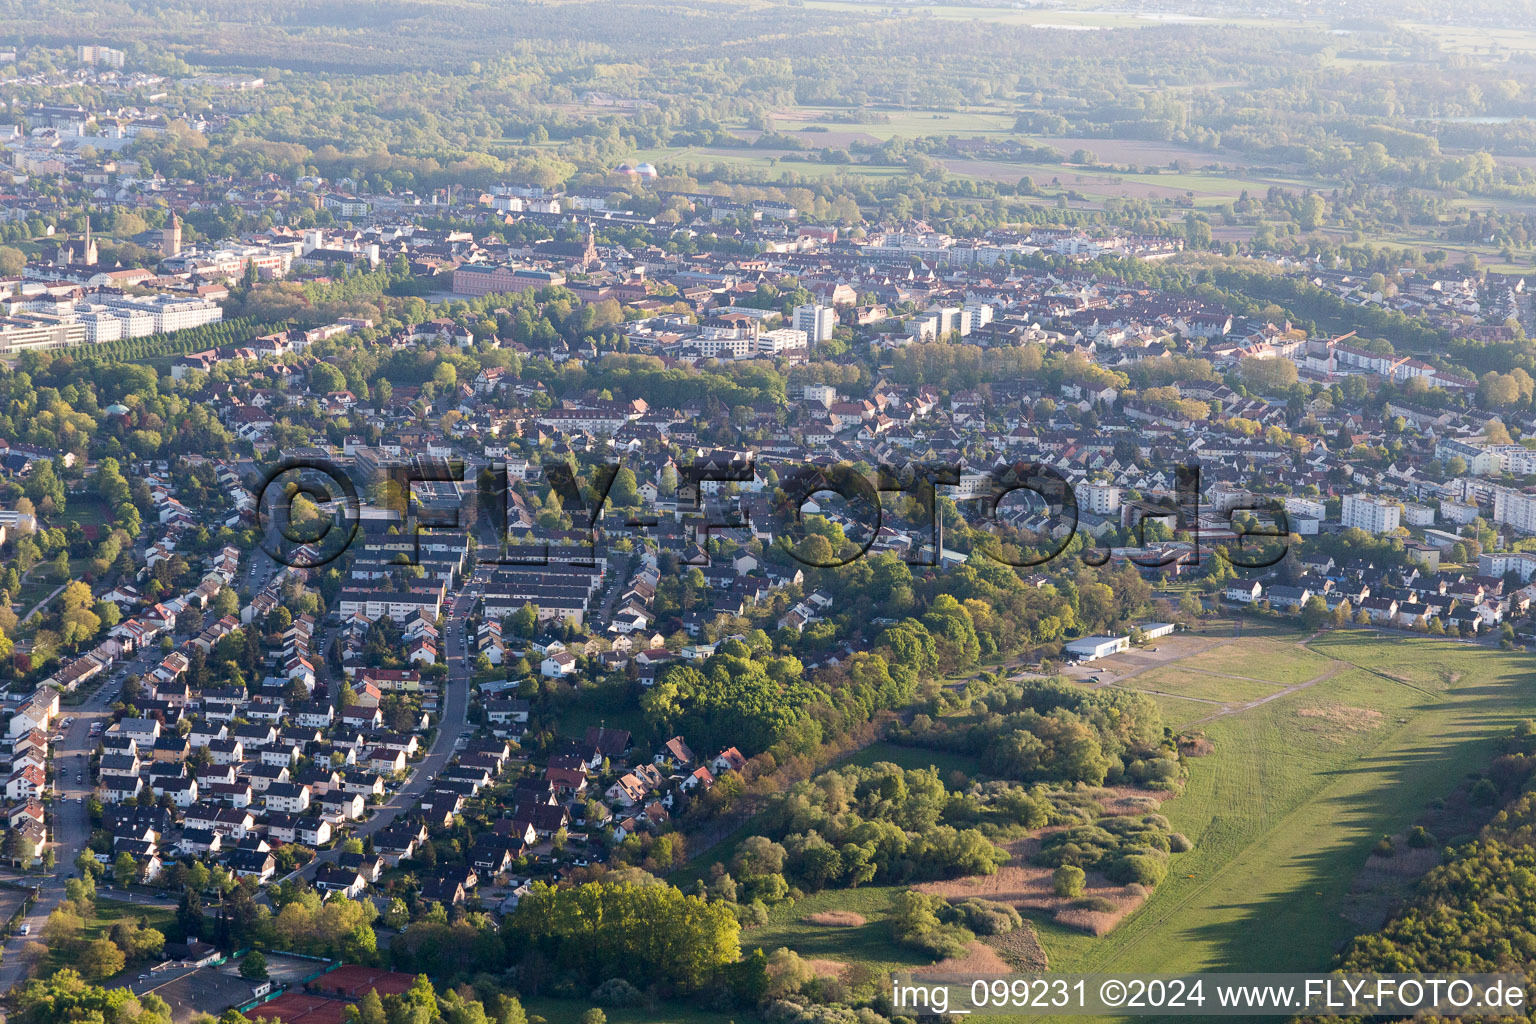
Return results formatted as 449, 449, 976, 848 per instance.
1064, 635, 1130, 662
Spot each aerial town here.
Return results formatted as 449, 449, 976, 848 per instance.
4, 9, 1536, 1024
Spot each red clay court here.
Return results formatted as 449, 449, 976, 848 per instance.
250, 994, 349, 1024
310, 966, 420, 999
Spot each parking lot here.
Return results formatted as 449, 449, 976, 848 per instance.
1060, 631, 1230, 686
0, 888, 29, 935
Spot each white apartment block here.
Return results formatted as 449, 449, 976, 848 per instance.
1439, 499, 1481, 525
691, 333, 750, 359
792, 304, 836, 344
755, 327, 809, 356
1283, 496, 1327, 521
1480, 551, 1536, 582
75, 308, 125, 343
1341, 494, 1402, 535
1435, 438, 1500, 475
1500, 446, 1536, 477
99, 294, 223, 334
336, 590, 444, 622
964, 302, 994, 331
116, 310, 155, 337
78, 45, 126, 68
0, 314, 87, 353
1436, 437, 1536, 477
1079, 482, 1122, 515
950, 466, 993, 501
1493, 486, 1536, 535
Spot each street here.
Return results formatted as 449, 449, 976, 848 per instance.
284, 583, 477, 884
0, 645, 153, 993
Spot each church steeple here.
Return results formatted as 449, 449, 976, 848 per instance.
81, 214, 97, 266
161, 209, 182, 258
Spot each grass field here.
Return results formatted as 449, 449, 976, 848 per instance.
523, 998, 726, 1024
632, 142, 1316, 206
773, 104, 1019, 139
1130, 668, 1284, 705
798, 1, 1316, 31
66, 494, 114, 530
843, 740, 980, 778
743, 883, 928, 973
1031, 633, 1533, 991
42, 897, 177, 978
1146, 692, 1220, 731
1404, 21, 1536, 55
1174, 636, 1337, 685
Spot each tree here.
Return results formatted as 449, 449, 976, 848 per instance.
496, 995, 528, 1024
1300, 595, 1329, 631
113, 852, 138, 888
77, 937, 126, 980
1332, 600, 1353, 629
308, 363, 346, 394
4, 828, 36, 867
42, 906, 83, 947
176, 888, 204, 938
66, 876, 95, 906
1053, 864, 1086, 898
380, 897, 410, 930
1298, 192, 1326, 232
1241, 356, 1299, 392
60, 581, 102, 649
354, 989, 387, 1024
75, 849, 103, 880
240, 951, 269, 980
510, 881, 739, 991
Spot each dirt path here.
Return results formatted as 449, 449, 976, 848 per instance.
1185, 661, 1349, 725
21, 580, 66, 623
1130, 688, 1226, 705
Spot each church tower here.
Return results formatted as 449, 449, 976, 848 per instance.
81, 216, 98, 266
161, 210, 182, 257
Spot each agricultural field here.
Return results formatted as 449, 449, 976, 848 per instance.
634, 136, 1324, 209
766, 104, 1020, 143
797, 1, 1315, 32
